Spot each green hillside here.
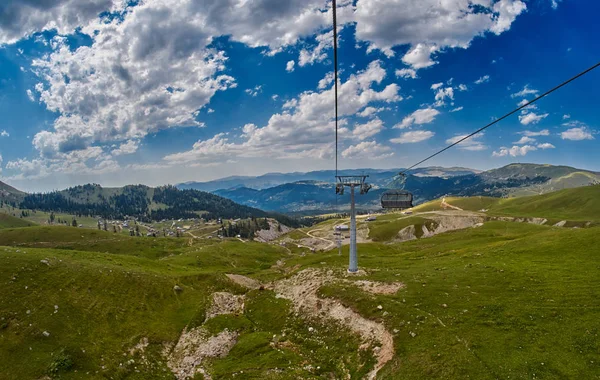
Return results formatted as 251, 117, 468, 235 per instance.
1, 219, 599, 379
412, 185, 600, 221
0, 213, 36, 229
490, 185, 600, 221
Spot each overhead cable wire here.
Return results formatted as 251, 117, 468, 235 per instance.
400, 61, 600, 176
332, 0, 339, 178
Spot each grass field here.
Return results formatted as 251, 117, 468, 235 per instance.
413, 185, 600, 222
0, 213, 36, 229
1, 186, 599, 379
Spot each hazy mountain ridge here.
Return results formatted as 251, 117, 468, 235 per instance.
212, 164, 600, 213
179, 167, 479, 192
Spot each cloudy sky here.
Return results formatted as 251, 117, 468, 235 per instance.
0, 0, 598, 191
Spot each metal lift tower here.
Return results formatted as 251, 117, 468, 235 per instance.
336, 175, 371, 273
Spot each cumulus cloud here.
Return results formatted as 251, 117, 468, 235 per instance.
395, 68, 417, 79
446, 133, 487, 151
458, 84, 468, 92
0, 0, 122, 45
164, 60, 402, 164
111, 140, 139, 156
514, 136, 536, 145
537, 143, 555, 149
286, 60, 296, 73
357, 107, 385, 118
354, 0, 526, 70
245, 85, 263, 97
342, 141, 393, 159
298, 31, 333, 67
352, 118, 385, 140
474, 75, 490, 84
518, 112, 549, 125
521, 129, 550, 137
492, 145, 538, 157
561, 127, 594, 141
511, 85, 539, 98
318, 71, 335, 90
450, 106, 464, 113
431, 83, 444, 91
0, 130, 9, 137
434, 87, 454, 107
394, 108, 440, 129
390, 130, 435, 144
562, 114, 571, 120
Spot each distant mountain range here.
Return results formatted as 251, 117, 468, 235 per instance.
178, 167, 479, 192
193, 164, 600, 214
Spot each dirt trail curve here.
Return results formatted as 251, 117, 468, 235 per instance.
441, 197, 463, 211
305, 228, 336, 250
228, 270, 403, 380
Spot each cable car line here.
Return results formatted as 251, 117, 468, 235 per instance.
332, 0, 339, 178
398, 61, 600, 177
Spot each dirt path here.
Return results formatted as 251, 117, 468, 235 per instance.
227, 270, 402, 379
441, 198, 463, 211
305, 228, 336, 250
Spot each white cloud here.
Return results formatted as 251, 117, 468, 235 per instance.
537, 143, 555, 149
342, 141, 393, 159
474, 75, 490, 84
390, 130, 435, 144
458, 84, 468, 92
298, 31, 333, 67
511, 85, 539, 98
26, 89, 36, 102
518, 112, 549, 125
0, 0, 122, 45
286, 60, 296, 73
492, 145, 538, 157
357, 107, 384, 118
563, 114, 571, 120
111, 140, 139, 156
354, 0, 526, 70
446, 133, 487, 151
163, 60, 402, 164
521, 129, 549, 137
561, 127, 594, 141
245, 85, 263, 97
395, 108, 440, 129
395, 68, 417, 79
434, 87, 454, 107
318, 71, 335, 90
514, 136, 536, 145
207, 108, 215, 114
352, 118, 385, 140
431, 82, 444, 90
551, 0, 562, 10
450, 106, 463, 113
0, 130, 9, 137
394, 108, 440, 129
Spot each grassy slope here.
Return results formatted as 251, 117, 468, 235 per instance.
412, 186, 600, 221
286, 222, 600, 379
490, 185, 600, 221
368, 216, 436, 242
0, 228, 372, 379
0, 213, 36, 229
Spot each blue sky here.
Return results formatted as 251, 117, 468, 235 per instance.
0, 0, 598, 192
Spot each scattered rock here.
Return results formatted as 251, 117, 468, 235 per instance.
225, 274, 261, 290
441, 304, 448, 308
554, 221, 567, 227
164, 327, 237, 380
42, 331, 50, 337
206, 292, 245, 320
40, 260, 50, 266
173, 285, 183, 292
352, 280, 404, 295
409, 331, 416, 338
377, 305, 383, 310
